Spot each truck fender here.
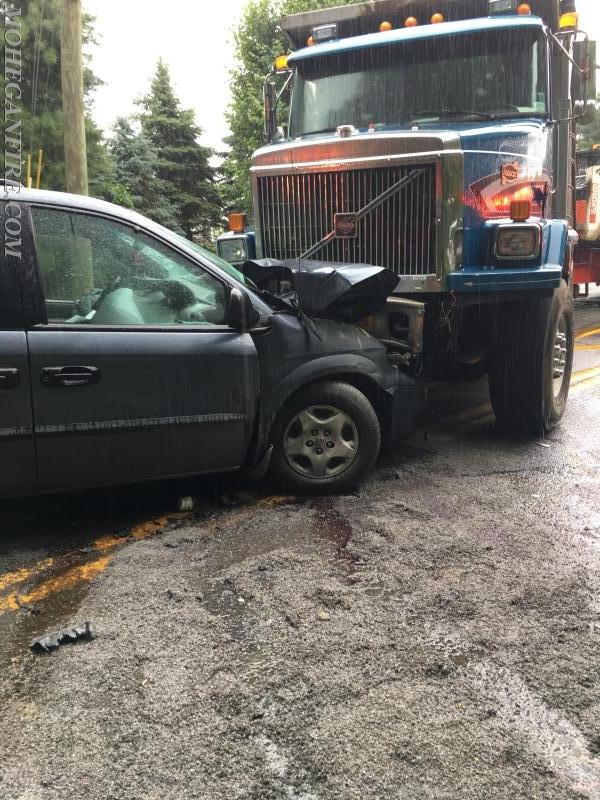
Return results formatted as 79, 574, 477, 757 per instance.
541, 219, 571, 279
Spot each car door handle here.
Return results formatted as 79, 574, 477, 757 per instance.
41, 366, 101, 388
0, 368, 20, 390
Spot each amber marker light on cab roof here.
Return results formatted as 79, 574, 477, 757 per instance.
431, 13, 445, 23
510, 200, 531, 222
517, 3, 531, 14
380, 20, 393, 31
405, 16, 418, 27
559, 11, 578, 29
228, 212, 247, 234
274, 54, 289, 71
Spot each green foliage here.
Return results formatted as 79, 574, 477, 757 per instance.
221, 0, 363, 217
1, 0, 116, 196
109, 117, 182, 231
138, 61, 222, 244
577, 97, 600, 150
221, 0, 285, 216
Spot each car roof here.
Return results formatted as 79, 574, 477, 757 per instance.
3, 187, 163, 231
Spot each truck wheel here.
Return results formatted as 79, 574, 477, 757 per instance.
488, 280, 574, 436
270, 381, 381, 495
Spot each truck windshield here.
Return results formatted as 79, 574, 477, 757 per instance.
289, 27, 547, 137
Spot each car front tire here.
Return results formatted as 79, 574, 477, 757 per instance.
270, 381, 381, 495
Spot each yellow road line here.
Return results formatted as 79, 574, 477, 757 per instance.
435, 402, 492, 428
93, 514, 178, 552
0, 558, 56, 593
575, 325, 600, 340
0, 496, 297, 617
571, 366, 600, 385
570, 374, 600, 395
574, 326, 600, 351
0, 514, 184, 598
0, 556, 112, 614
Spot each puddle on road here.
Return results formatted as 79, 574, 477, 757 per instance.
0, 578, 94, 703
310, 499, 359, 567
0, 489, 331, 676
0, 481, 214, 675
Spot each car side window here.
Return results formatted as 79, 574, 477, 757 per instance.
30, 207, 229, 326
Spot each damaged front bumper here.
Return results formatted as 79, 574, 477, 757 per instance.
243, 258, 426, 367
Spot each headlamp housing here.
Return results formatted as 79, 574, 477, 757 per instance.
494, 223, 542, 261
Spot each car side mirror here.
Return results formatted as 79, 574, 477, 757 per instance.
228, 288, 260, 332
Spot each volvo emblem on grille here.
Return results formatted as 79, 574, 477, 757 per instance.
334, 212, 358, 238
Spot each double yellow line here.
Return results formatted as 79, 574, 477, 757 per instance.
570, 365, 600, 394
575, 324, 600, 352
0, 514, 177, 615
0, 496, 295, 617
571, 324, 600, 393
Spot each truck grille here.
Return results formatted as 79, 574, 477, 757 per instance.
256, 163, 437, 275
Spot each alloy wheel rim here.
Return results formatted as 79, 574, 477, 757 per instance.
283, 405, 359, 479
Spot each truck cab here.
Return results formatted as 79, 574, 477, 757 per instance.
219, 0, 596, 435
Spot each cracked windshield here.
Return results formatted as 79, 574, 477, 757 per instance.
1, 1, 600, 799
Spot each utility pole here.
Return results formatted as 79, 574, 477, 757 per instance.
60, 0, 88, 195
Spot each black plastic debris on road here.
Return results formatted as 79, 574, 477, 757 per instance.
30, 622, 96, 654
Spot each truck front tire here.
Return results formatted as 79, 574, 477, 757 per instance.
488, 280, 574, 436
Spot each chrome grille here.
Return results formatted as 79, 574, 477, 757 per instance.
256, 163, 437, 275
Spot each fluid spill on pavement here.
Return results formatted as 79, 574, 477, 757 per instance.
0, 579, 93, 701
310, 498, 356, 565
0, 503, 194, 679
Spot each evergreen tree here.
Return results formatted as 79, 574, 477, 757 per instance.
109, 117, 182, 231
221, 0, 285, 216
222, 0, 363, 217
1, 0, 117, 197
138, 61, 222, 244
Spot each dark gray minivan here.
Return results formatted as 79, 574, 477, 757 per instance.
1, 188, 420, 497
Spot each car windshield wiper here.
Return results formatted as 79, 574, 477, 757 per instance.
410, 108, 495, 121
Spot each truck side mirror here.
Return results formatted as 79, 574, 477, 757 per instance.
263, 80, 277, 144
573, 38, 597, 123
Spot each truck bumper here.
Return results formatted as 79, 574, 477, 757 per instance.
446, 266, 563, 293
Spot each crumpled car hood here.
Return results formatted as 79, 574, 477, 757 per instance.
242, 259, 397, 323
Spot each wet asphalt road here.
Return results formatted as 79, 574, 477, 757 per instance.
0, 293, 599, 800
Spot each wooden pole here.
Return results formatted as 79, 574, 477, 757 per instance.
60, 0, 88, 195
35, 149, 43, 189
26, 154, 32, 188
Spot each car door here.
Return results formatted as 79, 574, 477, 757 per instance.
25, 205, 260, 492
0, 198, 36, 497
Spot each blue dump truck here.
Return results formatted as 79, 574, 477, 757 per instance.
218, 0, 597, 435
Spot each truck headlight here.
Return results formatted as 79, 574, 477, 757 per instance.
494, 224, 541, 260
217, 237, 249, 264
